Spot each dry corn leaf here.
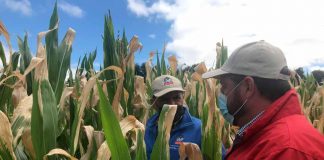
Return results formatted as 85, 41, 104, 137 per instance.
112, 75, 124, 120
178, 142, 203, 160
80, 126, 94, 160
0, 20, 12, 67
190, 81, 197, 96
120, 115, 145, 137
197, 86, 204, 117
12, 81, 28, 108
97, 142, 111, 160
23, 57, 44, 77
44, 148, 77, 160
93, 131, 105, 149
73, 65, 123, 152
65, 28, 76, 48
0, 21, 10, 47
0, 111, 16, 160
145, 51, 155, 83
128, 35, 143, 55
163, 105, 177, 141
205, 79, 219, 134
74, 76, 97, 150
123, 87, 129, 105
59, 87, 74, 110
168, 55, 178, 75
194, 62, 207, 75
12, 95, 32, 123
34, 25, 57, 82
22, 128, 35, 159
133, 76, 148, 109
184, 79, 192, 101
98, 66, 124, 119
101, 82, 108, 98
12, 95, 33, 146
89, 84, 99, 108
120, 115, 145, 151
80, 75, 87, 91
127, 35, 142, 69
0, 74, 16, 86
191, 72, 203, 84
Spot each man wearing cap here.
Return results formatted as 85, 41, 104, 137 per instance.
144, 75, 202, 160
202, 40, 324, 159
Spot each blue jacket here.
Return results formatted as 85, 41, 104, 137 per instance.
144, 108, 202, 160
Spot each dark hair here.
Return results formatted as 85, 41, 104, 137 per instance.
227, 74, 291, 102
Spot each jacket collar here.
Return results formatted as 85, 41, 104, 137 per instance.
226, 89, 302, 157
242, 89, 302, 142
146, 107, 194, 131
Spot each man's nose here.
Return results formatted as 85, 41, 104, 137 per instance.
167, 99, 177, 105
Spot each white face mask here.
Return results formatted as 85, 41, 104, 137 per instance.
218, 80, 248, 124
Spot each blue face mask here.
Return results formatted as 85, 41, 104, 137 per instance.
218, 80, 248, 124
218, 93, 235, 124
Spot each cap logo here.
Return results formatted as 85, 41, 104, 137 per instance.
162, 77, 174, 86
175, 135, 184, 145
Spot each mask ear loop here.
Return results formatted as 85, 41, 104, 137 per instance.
232, 98, 248, 117
147, 97, 159, 109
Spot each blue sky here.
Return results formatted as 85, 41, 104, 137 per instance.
1, 0, 324, 72
0, 0, 171, 70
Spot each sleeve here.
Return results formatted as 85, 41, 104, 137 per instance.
263, 148, 313, 160
144, 127, 152, 160
222, 144, 226, 160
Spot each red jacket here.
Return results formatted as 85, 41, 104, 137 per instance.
226, 89, 324, 160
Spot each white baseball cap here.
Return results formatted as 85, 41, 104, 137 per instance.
202, 40, 290, 80
152, 75, 185, 97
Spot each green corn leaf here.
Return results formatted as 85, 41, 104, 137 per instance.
46, 2, 59, 90
156, 51, 161, 76
53, 28, 75, 101
41, 80, 58, 151
151, 104, 177, 160
31, 80, 45, 160
0, 42, 6, 68
12, 52, 20, 71
18, 34, 33, 95
103, 12, 118, 103
97, 80, 131, 160
161, 47, 167, 75
202, 110, 222, 160
79, 54, 87, 76
31, 80, 58, 160
220, 41, 228, 67
0, 139, 14, 160
122, 29, 128, 58
88, 49, 97, 70
135, 129, 147, 160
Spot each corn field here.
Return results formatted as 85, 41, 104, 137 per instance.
0, 3, 323, 160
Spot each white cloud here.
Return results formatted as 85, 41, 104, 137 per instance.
310, 66, 324, 72
127, 0, 324, 71
58, 1, 84, 18
2, 0, 32, 16
149, 34, 156, 39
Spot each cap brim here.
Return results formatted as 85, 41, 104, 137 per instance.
154, 87, 185, 97
202, 68, 228, 79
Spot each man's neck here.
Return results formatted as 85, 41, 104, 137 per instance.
236, 101, 271, 127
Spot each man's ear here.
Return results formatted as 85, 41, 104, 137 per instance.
242, 76, 255, 98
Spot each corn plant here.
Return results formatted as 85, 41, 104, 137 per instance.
0, 2, 323, 160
